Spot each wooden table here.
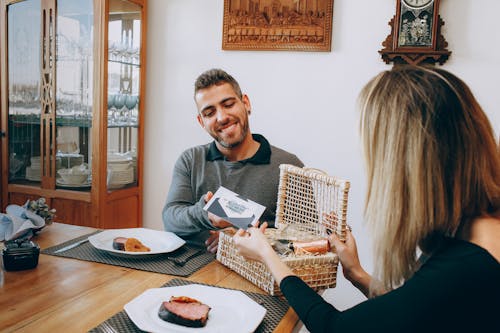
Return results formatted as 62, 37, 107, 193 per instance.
0, 223, 298, 332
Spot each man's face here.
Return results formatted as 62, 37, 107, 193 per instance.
195, 83, 251, 149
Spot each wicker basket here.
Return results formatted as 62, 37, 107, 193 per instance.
216, 164, 350, 296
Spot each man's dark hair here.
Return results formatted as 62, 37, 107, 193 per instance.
194, 68, 242, 99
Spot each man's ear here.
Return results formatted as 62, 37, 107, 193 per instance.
197, 114, 205, 128
242, 94, 251, 111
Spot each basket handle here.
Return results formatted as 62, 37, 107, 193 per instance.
302, 167, 328, 175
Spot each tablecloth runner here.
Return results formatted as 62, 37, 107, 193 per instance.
88, 278, 291, 333
42, 231, 215, 276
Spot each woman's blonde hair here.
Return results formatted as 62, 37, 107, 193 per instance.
358, 66, 500, 291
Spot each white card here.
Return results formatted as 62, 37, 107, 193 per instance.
203, 186, 266, 229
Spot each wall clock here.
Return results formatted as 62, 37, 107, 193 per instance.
379, 0, 451, 65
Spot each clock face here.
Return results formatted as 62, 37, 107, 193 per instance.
398, 0, 435, 47
403, 0, 433, 8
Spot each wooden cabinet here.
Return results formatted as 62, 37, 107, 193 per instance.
0, 0, 147, 228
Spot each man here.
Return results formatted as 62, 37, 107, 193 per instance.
162, 69, 303, 252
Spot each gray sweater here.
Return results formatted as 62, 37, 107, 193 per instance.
162, 134, 303, 243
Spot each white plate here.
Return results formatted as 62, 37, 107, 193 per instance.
124, 285, 267, 333
56, 179, 91, 188
88, 228, 185, 257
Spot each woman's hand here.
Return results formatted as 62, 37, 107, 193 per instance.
233, 222, 270, 262
329, 229, 375, 298
329, 229, 363, 281
233, 222, 295, 285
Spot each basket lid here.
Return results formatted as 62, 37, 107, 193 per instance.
275, 164, 350, 238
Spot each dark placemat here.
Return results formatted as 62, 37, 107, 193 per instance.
89, 278, 291, 333
42, 231, 215, 276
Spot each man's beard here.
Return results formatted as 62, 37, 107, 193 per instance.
214, 120, 249, 148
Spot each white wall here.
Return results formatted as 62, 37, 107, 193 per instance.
144, 0, 500, 310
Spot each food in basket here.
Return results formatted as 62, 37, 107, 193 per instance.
292, 238, 330, 255
272, 238, 330, 256
112, 237, 150, 252
158, 296, 211, 327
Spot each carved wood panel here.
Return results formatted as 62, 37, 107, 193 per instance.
222, 0, 334, 52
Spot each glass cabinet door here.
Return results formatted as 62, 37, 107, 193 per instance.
7, 0, 93, 190
2, 0, 146, 227
55, 0, 93, 189
7, 0, 41, 184
107, 0, 141, 191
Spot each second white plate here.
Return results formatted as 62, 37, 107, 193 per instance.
88, 228, 185, 257
124, 284, 267, 333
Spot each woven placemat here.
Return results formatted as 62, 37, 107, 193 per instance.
88, 278, 291, 333
42, 231, 215, 277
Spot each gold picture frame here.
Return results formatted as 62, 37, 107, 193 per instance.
222, 0, 334, 52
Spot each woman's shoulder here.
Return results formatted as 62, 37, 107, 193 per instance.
462, 215, 500, 262
429, 236, 500, 282
416, 237, 500, 294
405, 237, 500, 332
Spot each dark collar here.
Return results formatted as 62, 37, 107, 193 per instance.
206, 134, 271, 164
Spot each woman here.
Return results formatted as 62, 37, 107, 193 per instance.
233, 66, 500, 332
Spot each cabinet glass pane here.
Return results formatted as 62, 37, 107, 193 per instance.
107, 0, 141, 191
7, 0, 41, 184
55, 0, 93, 189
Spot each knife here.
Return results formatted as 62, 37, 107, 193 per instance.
54, 238, 89, 253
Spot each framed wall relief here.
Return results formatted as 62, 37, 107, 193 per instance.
222, 0, 334, 52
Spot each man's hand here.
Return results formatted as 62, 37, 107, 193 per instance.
203, 191, 231, 253
205, 230, 219, 253
207, 212, 233, 228
204, 191, 214, 203
204, 191, 233, 228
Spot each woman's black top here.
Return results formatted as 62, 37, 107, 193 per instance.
280, 238, 500, 333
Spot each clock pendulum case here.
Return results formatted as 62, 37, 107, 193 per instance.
379, 0, 451, 65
